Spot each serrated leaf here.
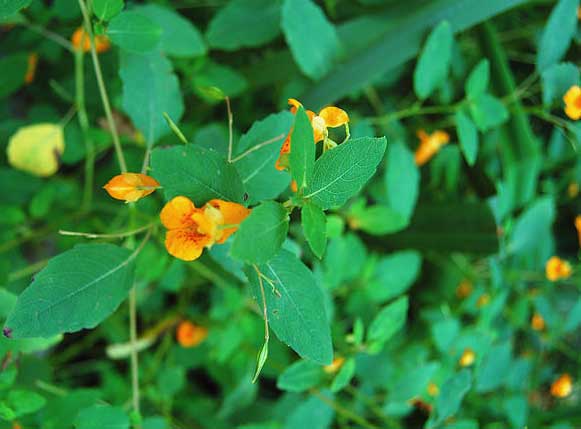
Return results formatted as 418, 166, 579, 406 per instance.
414, 21, 453, 99
0, 0, 30, 19
541, 62, 580, 106
385, 140, 419, 220
465, 59, 490, 99
305, 137, 387, 209
107, 11, 162, 53
75, 405, 130, 429
469, 93, 509, 131
247, 250, 333, 364
536, 0, 580, 71
231, 201, 289, 264
281, 0, 341, 79
93, 0, 124, 21
207, 0, 281, 50
136, 4, 205, 58
277, 360, 323, 392
455, 110, 479, 165
4, 244, 134, 338
290, 107, 315, 191
302, 201, 327, 258
150, 144, 245, 205
233, 111, 293, 204
367, 296, 408, 353
120, 50, 184, 145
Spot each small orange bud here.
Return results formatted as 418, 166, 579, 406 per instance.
459, 348, 475, 367
324, 356, 345, 374
414, 129, 449, 166
427, 382, 439, 396
24, 53, 38, 85
564, 85, 581, 120
575, 215, 581, 248
531, 313, 545, 331
176, 321, 208, 348
103, 173, 160, 203
13, 422, 22, 429
545, 256, 572, 282
290, 179, 298, 193
71, 27, 110, 53
477, 293, 490, 308
551, 373, 573, 398
456, 280, 473, 299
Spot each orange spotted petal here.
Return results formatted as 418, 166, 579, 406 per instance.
318, 106, 349, 128
160, 196, 198, 230
164, 228, 211, 261
208, 199, 252, 243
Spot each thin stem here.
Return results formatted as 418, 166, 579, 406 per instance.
226, 96, 234, 162
75, 47, 95, 212
22, 21, 75, 52
230, 134, 286, 163
254, 265, 270, 344
7, 259, 48, 283
310, 389, 381, 429
369, 102, 461, 124
129, 287, 140, 417
77, 0, 128, 173
59, 222, 156, 239
163, 112, 189, 145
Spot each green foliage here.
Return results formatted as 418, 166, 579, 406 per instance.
75, 405, 130, 429
0, 0, 30, 19
414, 21, 453, 100
384, 140, 419, 220
367, 296, 409, 353
92, 0, 124, 21
455, 110, 479, 165
289, 107, 315, 191
541, 62, 580, 106
301, 201, 327, 258
107, 11, 162, 53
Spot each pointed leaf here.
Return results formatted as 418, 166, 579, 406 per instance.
290, 107, 315, 191
301, 201, 327, 258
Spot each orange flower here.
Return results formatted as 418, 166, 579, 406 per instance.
71, 27, 110, 53
459, 348, 475, 367
564, 85, 581, 120
531, 313, 545, 331
414, 129, 450, 166
24, 53, 38, 85
176, 321, 208, 348
551, 373, 573, 398
324, 356, 345, 374
160, 196, 250, 261
545, 256, 572, 281
103, 173, 160, 203
575, 215, 581, 248
275, 98, 349, 171
456, 279, 473, 299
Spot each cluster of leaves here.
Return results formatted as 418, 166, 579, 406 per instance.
0, 0, 580, 429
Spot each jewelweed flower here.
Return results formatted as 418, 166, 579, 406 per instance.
161, 196, 250, 261
24, 53, 38, 85
459, 348, 475, 367
176, 321, 208, 348
276, 98, 349, 171
575, 215, 581, 248
71, 27, 110, 53
551, 373, 573, 398
103, 173, 160, 203
414, 129, 450, 166
531, 313, 545, 331
545, 256, 572, 281
564, 85, 581, 120
456, 279, 473, 299
324, 356, 345, 374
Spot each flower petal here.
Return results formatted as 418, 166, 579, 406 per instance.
165, 229, 210, 261
318, 106, 349, 127
208, 199, 252, 243
288, 98, 303, 114
160, 196, 197, 230
103, 173, 160, 203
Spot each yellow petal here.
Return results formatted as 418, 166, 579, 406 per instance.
318, 106, 349, 127
208, 199, 252, 243
311, 115, 327, 143
160, 196, 198, 230
7, 123, 65, 177
164, 229, 209, 261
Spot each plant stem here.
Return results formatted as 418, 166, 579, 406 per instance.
310, 389, 381, 429
226, 96, 234, 162
77, 0, 128, 173
59, 222, 157, 239
75, 47, 95, 212
230, 133, 286, 163
22, 20, 75, 52
129, 287, 140, 418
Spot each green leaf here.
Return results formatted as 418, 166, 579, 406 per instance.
469, 93, 509, 132
455, 110, 479, 166
476, 342, 512, 392
367, 296, 408, 353
301, 201, 327, 258
281, 0, 341, 79
465, 59, 490, 99
509, 196, 555, 256
302, 0, 526, 107
0, 0, 30, 19
75, 405, 130, 429
150, 144, 245, 205
330, 358, 356, 393
428, 370, 472, 427
348, 204, 409, 236
0, 53, 28, 99
385, 140, 419, 220
207, 0, 281, 50
305, 137, 387, 209
367, 251, 421, 303
92, 0, 124, 21
247, 250, 333, 364
120, 50, 184, 145
252, 341, 269, 383
541, 62, 580, 106
6, 390, 46, 418
536, 0, 580, 71
231, 201, 289, 264
233, 111, 293, 205
290, 107, 315, 191
4, 244, 134, 338
192, 61, 248, 100
107, 11, 162, 53
384, 202, 499, 254
136, 4, 205, 58
414, 21, 453, 99
284, 391, 335, 429
277, 360, 323, 392
391, 362, 439, 402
